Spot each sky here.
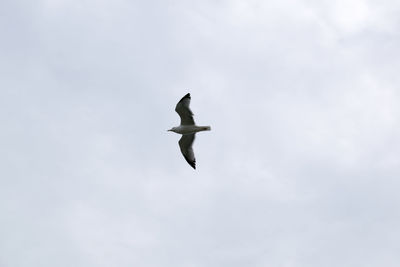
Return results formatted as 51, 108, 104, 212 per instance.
1, 0, 400, 266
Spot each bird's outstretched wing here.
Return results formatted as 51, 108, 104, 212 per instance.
175, 93, 195, 125
178, 134, 196, 169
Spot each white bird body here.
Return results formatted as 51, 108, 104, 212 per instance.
168, 125, 211, 135
168, 93, 211, 169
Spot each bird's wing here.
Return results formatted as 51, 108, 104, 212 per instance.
178, 134, 196, 169
175, 93, 195, 125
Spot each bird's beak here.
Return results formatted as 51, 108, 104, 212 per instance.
167, 129, 171, 131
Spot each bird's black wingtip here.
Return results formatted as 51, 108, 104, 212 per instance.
191, 160, 196, 169
178, 93, 191, 103
188, 160, 196, 169
183, 155, 196, 169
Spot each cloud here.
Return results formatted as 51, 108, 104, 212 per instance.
1, 0, 399, 266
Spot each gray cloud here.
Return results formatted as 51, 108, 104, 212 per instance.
1, 0, 399, 266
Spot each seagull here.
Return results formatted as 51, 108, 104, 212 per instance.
168, 93, 211, 169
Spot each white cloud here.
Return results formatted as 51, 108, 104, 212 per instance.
1, 0, 399, 266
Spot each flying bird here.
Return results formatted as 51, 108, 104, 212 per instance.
168, 93, 211, 169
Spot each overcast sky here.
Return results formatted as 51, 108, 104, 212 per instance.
1, 0, 400, 266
